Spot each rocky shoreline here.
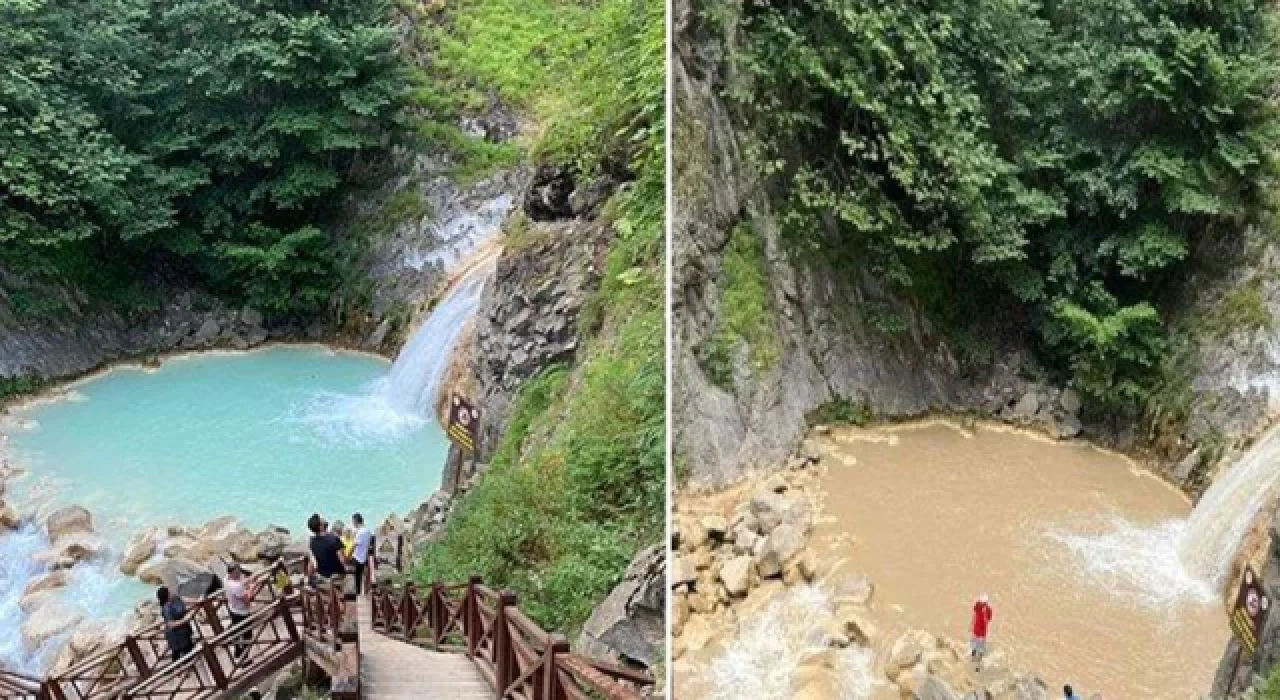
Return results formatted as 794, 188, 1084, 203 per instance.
673, 452, 1059, 700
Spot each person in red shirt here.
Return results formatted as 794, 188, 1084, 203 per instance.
970, 594, 993, 665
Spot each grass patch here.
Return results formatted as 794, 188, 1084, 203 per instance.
0, 376, 44, 401
807, 396, 873, 427
370, 188, 431, 240
414, 120, 523, 184
699, 222, 779, 387
1202, 277, 1273, 340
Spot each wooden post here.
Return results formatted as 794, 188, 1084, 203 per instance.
466, 575, 483, 659
282, 598, 302, 642
395, 534, 404, 572
430, 582, 445, 648
542, 634, 571, 700
201, 598, 224, 635
402, 582, 416, 641
494, 590, 519, 695
202, 642, 229, 690
124, 635, 151, 677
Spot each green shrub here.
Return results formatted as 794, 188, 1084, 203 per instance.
699, 222, 778, 387
807, 396, 872, 427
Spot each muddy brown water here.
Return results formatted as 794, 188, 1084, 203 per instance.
808, 420, 1227, 699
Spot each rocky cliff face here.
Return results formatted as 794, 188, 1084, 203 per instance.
0, 286, 275, 383
468, 167, 613, 462
673, 0, 1012, 487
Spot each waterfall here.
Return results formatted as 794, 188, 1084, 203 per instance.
289, 266, 491, 445
382, 268, 489, 417
1177, 424, 1280, 588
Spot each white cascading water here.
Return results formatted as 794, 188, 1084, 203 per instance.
0, 524, 125, 673
1177, 423, 1280, 588
291, 266, 492, 444
709, 586, 877, 700
1059, 422, 1280, 604
403, 193, 513, 272
382, 268, 489, 416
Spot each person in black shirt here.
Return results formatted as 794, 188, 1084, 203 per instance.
307, 513, 346, 581
158, 586, 195, 662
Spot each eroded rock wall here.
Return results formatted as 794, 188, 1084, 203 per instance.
673, 0, 1004, 487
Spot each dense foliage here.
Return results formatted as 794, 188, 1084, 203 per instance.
411, 0, 664, 635
721, 0, 1280, 408
0, 0, 403, 315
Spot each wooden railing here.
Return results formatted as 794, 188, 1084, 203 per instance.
0, 556, 331, 700
369, 578, 652, 700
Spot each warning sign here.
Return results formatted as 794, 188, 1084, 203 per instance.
447, 394, 480, 453
1230, 565, 1271, 654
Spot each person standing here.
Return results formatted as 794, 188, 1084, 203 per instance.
970, 594, 993, 666
308, 513, 346, 584
158, 586, 195, 662
350, 513, 372, 595
224, 562, 261, 661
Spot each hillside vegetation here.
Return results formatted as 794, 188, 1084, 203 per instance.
711, 0, 1280, 412
1, 0, 405, 317
407, 0, 665, 635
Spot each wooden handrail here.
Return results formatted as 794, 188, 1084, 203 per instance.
369, 578, 652, 700
0, 556, 319, 700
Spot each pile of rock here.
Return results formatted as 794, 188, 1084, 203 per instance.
671, 471, 817, 640
879, 627, 1052, 699
983, 379, 1084, 440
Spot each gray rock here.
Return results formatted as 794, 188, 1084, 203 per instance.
46, 505, 93, 540
1060, 388, 1082, 415
915, 676, 960, 700
240, 307, 265, 328
1054, 414, 1082, 439
575, 544, 664, 669
719, 556, 752, 596
1012, 392, 1040, 420
754, 523, 807, 579
192, 318, 221, 346
670, 555, 697, 588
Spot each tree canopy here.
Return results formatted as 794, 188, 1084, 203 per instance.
725, 0, 1280, 407
0, 0, 404, 315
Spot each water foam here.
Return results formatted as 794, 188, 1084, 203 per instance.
709, 586, 877, 700
284, 380, 426, 447
1050, 517, 1216, 608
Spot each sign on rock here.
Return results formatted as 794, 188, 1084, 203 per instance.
447, 393, 480, 453
1230, 565, 1271, 654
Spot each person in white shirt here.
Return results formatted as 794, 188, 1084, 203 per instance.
224, 562, 261, 661
350, 513, 373, 595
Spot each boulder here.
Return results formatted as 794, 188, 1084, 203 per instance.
754, 523, 807, 579
46, 505, 93, 540
240, 307, 265, 328
833, 574, 875, 607
138, 557, 216, 598
191, 318, 221, 346
792, 650, 843, 700
719, 556, 753, 597
21, 600, 84, 648
670, 555, 697, 588
24, 570, 69, 597
120, 528, 157, 575
749, 491, 810, 534
162, 536, 198, 560
256, 527, 292, 560
37, 533, 107, 569
1011, 676, 1050, 700
700, 515, 728, 539
1011, 392, 1040, 420
832, 605, 878, 646
886, 629, 937, 680
914, 675, 960, 700
1060, 388, 1082, 415
0, 501, 19, 530
51, 620, 124, 674
1053, 414, 1082, 439
20, 590, 57, 613
575, 545, 664, 669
